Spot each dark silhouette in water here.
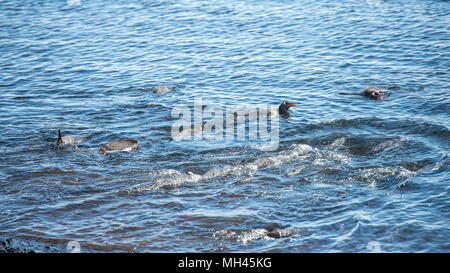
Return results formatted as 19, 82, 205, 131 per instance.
57, 130, 63, 148
99, 139, 139, 155
278, 101, 296, 115
362, 87, 384, 100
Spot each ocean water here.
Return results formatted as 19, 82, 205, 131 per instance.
0, 0, 449, 252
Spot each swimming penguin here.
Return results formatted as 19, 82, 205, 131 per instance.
56, 129, 85, 148
278, 101, 296, 116
363, 87, 384, 100
99, 138, 139, 155
235, 101, 296, 117
152, 86, 176, 95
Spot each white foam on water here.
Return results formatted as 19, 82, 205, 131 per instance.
127, 169, 203, 192
202, 164, 258, 180
126, 143, 355, 193
356, 166, 417, 187
238, 229, 272, 244
214, 227, 304, 244
213, 229, 272, 244
185, 207, 257, 218
254, 144, 313, 169
326, 136, 347, 149
61, 135, 86, 145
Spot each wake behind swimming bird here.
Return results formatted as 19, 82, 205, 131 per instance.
99, 138, 139, 155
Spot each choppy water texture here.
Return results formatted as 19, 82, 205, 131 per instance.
0, 0, 449, 252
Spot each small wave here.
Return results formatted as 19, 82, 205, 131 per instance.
126, 144, 314, 192
128, 169, 203, 192
345, 166, 417, 188
185, 208, 257, 218
123, 139, 420, 193
306, 118, 450, 142
124, 143, 355, 193
325, 136, 347, 149
371, 137, 409, 153
214, 229, 272, 244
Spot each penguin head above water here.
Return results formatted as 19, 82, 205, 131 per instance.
279, 101, 296, 115
363, 87, 384, 100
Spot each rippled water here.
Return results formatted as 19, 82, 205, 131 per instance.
0, 0, 449, 252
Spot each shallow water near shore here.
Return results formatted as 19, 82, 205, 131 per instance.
0, 0, 449, 252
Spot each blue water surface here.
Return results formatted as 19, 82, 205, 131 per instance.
0, 0, 449, 252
